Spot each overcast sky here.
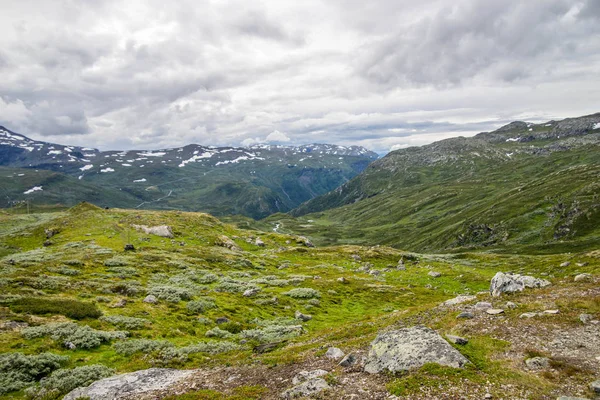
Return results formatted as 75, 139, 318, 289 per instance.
1, 0, 599, 154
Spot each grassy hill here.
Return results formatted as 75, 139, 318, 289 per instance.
274, 113, 600, 253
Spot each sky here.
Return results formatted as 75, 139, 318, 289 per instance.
0, 0, 599, 154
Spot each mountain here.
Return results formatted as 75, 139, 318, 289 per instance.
275, 113, 600, 253
0, 126, 378, 218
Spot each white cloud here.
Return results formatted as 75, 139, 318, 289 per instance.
265, 130, 290, 143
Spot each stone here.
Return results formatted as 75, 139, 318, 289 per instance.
291, 369, 328, 385
574, 273, 592, 282
446, 334, 468, 345
475, 302, 493, 310
132, 225, 174, 238
281, 378, 330, 399
143, 295, 158, 304
556, 397, 590, 400
456, 312, 474, 319
560, 261, 571, 267
590, 380, 600, 393
339, 353, 357, 367
215, 317, 230, 324
525, 357, 550, 370
124, 244, 135, 251
295, 311, 312, 322
255, 238, 265, 247
442, 295, 476, 306
325, 347, 344, 360
297, 236, 314, 247
337, 277, 348, 284
579, 314, 593, 324
64, 341, 77, 350
490, 272, 550, 297
544, 309, 560, 314
484, 394, 493, 399
519, 312, 538, 319
363, 326, 469, 374
63, 368, 195, 400
243, 288, 260, 297
428, 271, 442, 278
0, 321, 29, 331
113, 299, 127, 308
214, 235, 240, 251
45, 228, 59, 239
486, 309, 504, 315
506, 301, 517, 309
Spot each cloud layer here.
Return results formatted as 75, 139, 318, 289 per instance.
1, 0, 599, 153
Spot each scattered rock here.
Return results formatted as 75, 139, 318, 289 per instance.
519, 312, 538, 319
132, 225, 174, 238
255, 238, 265, 247
456, 312, 474, 319
560, 261, 571, 267
281, 378, 330, 399
590, 380, 600, 394
579, 314, 593, 324
443, 295, 476, 306
215, 317, 230, 324
113, 299, 127, 308
574, 273, 592, 282
63, 368, 196, 400
297, 236, 314, 247
0, 321, 29, 331
351, 254, 361, 261
506, 301, 518, 309
143, 295, 158, 304
484, 394, 493, 400
525, 357, 550, 370
339, 353, 357, 367
576, 262, 588, 267
45, 228, 59, 239
475, 302, 493, 310
43, 240, 52, 247
486, 309, 504, 315
446, 334, 468, 345
243, 288, 260, 297
490, 272, 550, 297
337, 277, 348, 284
428, 271, 442, 278
295, 311, 312, 322
124, 244, 135, 251
214, 235, 240, 251
291, 369, 328, 385
325, 347, 344, 360
363, 326, 469, 374
544, 309, 560, 314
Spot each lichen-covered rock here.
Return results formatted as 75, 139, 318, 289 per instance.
325, 347, 344, 360
525, 357, 550, 370
490, 272, 550, 297
281, 378, 330, 399
214, 235, 240, 251
63, 368, 195, 400
574, 273, 592, 282
442, 295, 476, 306
291, 369, 328, 385
363, 326, 469, 374
132, 225, 174, 238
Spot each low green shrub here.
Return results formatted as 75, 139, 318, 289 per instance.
283, 288, 320, 299
10, 298, 102, 320
148, 285, 194, 302
0, 352, 68, 394
205, 327, 233, 339
240, 324, 303, 343
186, 299, 217, 314
103, 256, 130, 266
22, 323, 128, 349
100, 315, 149, 330
32, 364, 114, 398
113, 339, 173, 356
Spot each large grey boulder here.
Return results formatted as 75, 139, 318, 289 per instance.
63, 368, 195, 400
490, 272, 550, 297
363, 326, 469, 374
132, 225, 174, 238
281, 378, 330, 399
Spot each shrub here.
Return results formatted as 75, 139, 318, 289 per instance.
100, 315, 149, 330
36, 365, 114, 397
108, 282, 141, 297
240, 324, 303, 343
103, 256, 130, 266
52, 266, 81, 276
205, 327, 233, 339
186, 299, 217, 314
105, 267, 139, 278
148, 285, 194, 302
113, 339, 173, 356
22, 323, 128, 349
283, 288, 320, 299
0, 352, 68, 394
195, 273, 218, 284
220, 322, 243, 334
180, 340, 242, 355
10, 298, 102, 320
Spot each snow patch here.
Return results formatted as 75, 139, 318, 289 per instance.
47, 150, 62, 155
100, 168, 115, 173
137, 151, 166, 157
593, 122, 600, 130
122, 163, 132, 166
133, 178, 147, 182
80, 165, 93, 171
178, 152, 214, 167
24, 186, 43, 194
505, 138, 520, 142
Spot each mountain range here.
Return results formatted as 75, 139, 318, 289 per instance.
0, 126, 377, 218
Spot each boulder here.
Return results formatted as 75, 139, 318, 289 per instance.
63, 368, 195, 400
428, 271, 442, 278
475, 302, 493, 310
281, 378, 330, 399
590, 380, 600, 393
291, 369, 328, 385
243, 288, 260, 297
339, 353, 358, 367
132, 225, 174, 238
442, 295, 476, 306
446, 335, 468, 345
295, 311, 312, 322
525, 357, 550, 370
456, 312, 474, 319
363, 326, 469, 374
574, 273, 592, 282
486, 309, 504, 315
255, 238, 265, 247
325, 347, 344, 360
490, 272, 550, 297
214, 235, 240, 251
519, 312, 538, 319
143, 295, 158, 304
579, 314, 593, 324
560, 261, 571, 267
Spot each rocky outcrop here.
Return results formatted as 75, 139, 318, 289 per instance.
132, 225, 174, 238
63, 368, 195, 400
490, 272, 550, 297
281, 376, 330, 399
363, 326, 469, 374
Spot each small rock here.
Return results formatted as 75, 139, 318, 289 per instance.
475, 302, 493, 310
506, 301, 517, 309
560, 261, 571, 267
143, 295, 158, 304
369, 270, 382, 276
325, 347, 344, 360
337, 277, 348, 284
124, 244, 135, 251
484, 394, 493, 400
544, 309, 560, 315
351, 254, 361, 261
291, 370, 328, 385
113, 299, 127, 308
443, 295, 476, 306
579, 314, 593, 324
215, 317, 230, 324
590, 380, 600, 393
519, 312, 538, 319
576, 262, 588, 267
255, 238, 265, 247
43, 240, 53, 247
525, 357, 550, 370
281, 378, 330, 399
446, 335, 468, 345
574, 273, 592, 282
428, 271, 441, 278
456, 312, 474, 319
64, 341, 77, 350
295, 311, 312, 322
339, 353, 357, 367
556, 397, 590, 400
243, 288, 260, 297
486, 309, 504, 315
